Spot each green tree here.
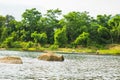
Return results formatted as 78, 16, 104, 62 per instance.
22, 8, 42, 41
15, 21, 23, 41
5, 15, 16, 32
31, 31, 47, 44
97, 14, 111, 28
108, 14, 120, 43
97, 26, 110, 44
88, 19, 99, 44
38, 9, 62, 44
0, 15, 17, 43
0, 15, 6, 27
54, 26, 67, 47
0, 27, 9, 42
0, 15, 6, 42
62, 11, 91, 43
1, 37, 14, 48
74, 32, 90, 47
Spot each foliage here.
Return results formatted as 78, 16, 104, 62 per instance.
0, 8, 120, 50
62, 11, 91, 43
99, 49, 120, 55
25, 41, 34, 48
49, 45, 59, 50
54, 26, 67, 47
31, 31, 47, 44
11, 41, 22, 48
108, 14, 120, 43
38, 8, 62, 44
97, 25, 110, 43
22, 8, 41, 41
1, 37, 14, 48
74, 32, 90, 47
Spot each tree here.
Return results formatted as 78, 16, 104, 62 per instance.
88, 19, 99, 44
15, 21, 23, 40
22, 8, 42, 41
108, 14, 120, 43
54, 26, 67, 47
97, 26, 110, 44
0, 27, 9, 42
38, 9, 62, 44
62, 11, 91, 43
96, 14, 112, 44
88, 15, 111, 45
31, 31, 47, 44
97, 14, 111, 28
0, 15, 6, 27
74, 32, 90, 47
1, 37, 14, 48
5, 15, 16, 31
0, 15, 6, 42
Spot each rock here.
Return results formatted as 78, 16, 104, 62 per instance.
0, 56, 23, 64
38, 53, 64, 61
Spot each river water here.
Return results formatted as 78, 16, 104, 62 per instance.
0, 50, 120, 80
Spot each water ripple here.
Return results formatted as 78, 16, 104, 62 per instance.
0, 50, 120, 80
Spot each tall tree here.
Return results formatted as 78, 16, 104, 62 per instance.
0, 15, 6, 27
31, 31, 47, 44
22, 8, 41, 41
96, 14, 111, 43
108, 14, 120, 43
0, 15, 6, 42
38, 8, 62, 44
97, 25, 110, 44
74, 32, 90, 47
54, 26, 67, 47
62, 11, 91, 43
97, 14, 111, 28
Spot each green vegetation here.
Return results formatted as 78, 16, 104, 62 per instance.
0, 8, 120, 55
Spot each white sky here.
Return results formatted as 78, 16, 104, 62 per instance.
0, 0, 120, 21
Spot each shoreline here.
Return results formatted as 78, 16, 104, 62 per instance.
0, 47, 119, 56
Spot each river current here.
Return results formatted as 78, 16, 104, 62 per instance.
0, 50, 120, 80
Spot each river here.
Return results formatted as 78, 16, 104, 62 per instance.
0, 50, 120, 80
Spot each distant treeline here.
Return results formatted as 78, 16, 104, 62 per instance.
0, 8, 120, 48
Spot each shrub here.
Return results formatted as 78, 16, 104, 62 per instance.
49, 45, 59, 50
74, 32, 90, 47
26, 41, 34, 48
12, 41, 22, 48
31, 32, 47, 44
1, 37, 13, 48
54, 26, 67, 47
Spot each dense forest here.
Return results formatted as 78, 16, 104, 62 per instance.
0, 8, 120, 49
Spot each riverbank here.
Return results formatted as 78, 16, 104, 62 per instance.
1, 44, 119, 55
54, 47, 120, 55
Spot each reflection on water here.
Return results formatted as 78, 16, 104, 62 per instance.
0, 50, 120, 80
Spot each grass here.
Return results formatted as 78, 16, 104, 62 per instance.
56, 48, 96, 54
2, 44, 120, 55
98, 44, 120, 55
98, 49, 120, 55
22, 47, 45, 52
51, 44, 120, 55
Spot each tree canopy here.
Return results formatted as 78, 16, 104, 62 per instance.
0, 8, 120, 48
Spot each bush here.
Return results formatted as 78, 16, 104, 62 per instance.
12, 41, 22, 48
26, 41, 34, 48
49, 45, 59, 50
1, 37, 14, 48
74, 32, 90, 47
31, 32, 47, 44
54, 26, 67, 47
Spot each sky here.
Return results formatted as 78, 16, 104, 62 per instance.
0, 0, 120, 21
